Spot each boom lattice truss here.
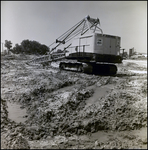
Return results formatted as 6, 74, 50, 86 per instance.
27, 15, 103, 65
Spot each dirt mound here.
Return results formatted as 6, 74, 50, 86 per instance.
18, 75, 147, 139
22, 88, 94, 138
77, 89, 147, 133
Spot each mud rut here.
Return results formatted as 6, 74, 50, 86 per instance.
1, 54, 147, 149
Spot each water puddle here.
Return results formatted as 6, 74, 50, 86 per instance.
86, 85, 112, 106
7, 102, 27, 123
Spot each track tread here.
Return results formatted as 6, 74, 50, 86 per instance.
59, 62, 117, 75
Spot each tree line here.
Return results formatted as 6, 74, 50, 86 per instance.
4, 39, 49, 55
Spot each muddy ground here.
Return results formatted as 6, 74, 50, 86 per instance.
1, 54, 147, 149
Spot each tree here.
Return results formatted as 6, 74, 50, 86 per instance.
4, 40, 12, 50
12, 44, 23, 54
21, 39, 31, 54
12, 39, 49, 55
39, 44, 49, 55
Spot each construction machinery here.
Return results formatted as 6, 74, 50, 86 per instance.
28, 15, 123, 75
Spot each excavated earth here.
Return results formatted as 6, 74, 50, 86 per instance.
1, 54, 147, 149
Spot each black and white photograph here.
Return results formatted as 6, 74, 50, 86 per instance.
1, 1, 147, 149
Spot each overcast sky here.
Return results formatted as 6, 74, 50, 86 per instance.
1, 1, 147, 53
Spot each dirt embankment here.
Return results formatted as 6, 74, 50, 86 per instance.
1, 54, 147, 149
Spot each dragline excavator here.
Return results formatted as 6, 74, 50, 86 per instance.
28, 15, 123, 75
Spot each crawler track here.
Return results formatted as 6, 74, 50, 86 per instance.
59, 62, 117, 75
